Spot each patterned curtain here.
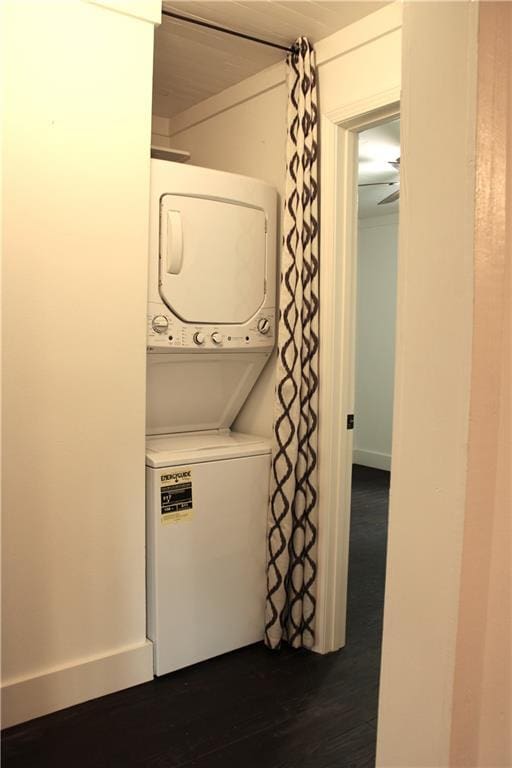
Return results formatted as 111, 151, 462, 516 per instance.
265, 38, 320, 650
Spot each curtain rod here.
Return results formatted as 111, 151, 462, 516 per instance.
161, 9, 296, 53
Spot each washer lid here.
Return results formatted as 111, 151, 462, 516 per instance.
146, 430, 271, 467
146, 351, 271, 435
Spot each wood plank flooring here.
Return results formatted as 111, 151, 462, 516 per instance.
2, 464, 390, 768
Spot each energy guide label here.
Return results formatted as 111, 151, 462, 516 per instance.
160, 467, 193, 524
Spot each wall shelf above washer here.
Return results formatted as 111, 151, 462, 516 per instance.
151, 146, 190, 163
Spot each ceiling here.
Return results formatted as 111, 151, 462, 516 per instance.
358, 118, 400, 219
154, 1, 389, 118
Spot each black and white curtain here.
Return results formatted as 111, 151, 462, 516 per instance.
265, 38, 320, 650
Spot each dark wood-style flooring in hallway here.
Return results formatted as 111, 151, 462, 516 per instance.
2, 464, 390, 768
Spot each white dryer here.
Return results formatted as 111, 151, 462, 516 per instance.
146, 161, 277, 676
147, 159, 276, 351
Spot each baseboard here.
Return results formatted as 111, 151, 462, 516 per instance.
1, 639, 153, 729
353, 449, 392, 471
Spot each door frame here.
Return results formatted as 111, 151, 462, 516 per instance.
314, 90, 400, 654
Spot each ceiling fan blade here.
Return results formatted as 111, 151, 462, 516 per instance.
358, 181, 399, 188
378, 188, 400, 205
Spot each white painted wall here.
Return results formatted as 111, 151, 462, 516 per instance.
376, 2, 478, 765
353, 214, 398, 471
1, 0, 159, 727
154, 4, 403, 440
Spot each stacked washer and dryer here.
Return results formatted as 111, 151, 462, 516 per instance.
145, 160, 277, 676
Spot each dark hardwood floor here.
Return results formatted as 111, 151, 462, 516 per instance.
2, 464, 390, 768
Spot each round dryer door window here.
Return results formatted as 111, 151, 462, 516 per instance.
159, 194, 267, 325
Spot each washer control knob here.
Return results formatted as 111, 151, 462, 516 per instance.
211, 332, 222, 345
152, 315, 169, 334
193, 332, 205, 345
257, 317, 271, 335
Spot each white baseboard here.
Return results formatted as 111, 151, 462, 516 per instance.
1, 639, 153, 728
353, 449, 392, 471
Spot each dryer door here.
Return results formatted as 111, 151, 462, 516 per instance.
159, 195, 267, 325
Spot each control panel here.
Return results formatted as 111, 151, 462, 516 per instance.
147, 301, 276, 352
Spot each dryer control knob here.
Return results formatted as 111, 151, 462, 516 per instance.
211, 332, 222, 345
257, 318, 271, 335
152, 315, 169, 334
193, 332, 205, 345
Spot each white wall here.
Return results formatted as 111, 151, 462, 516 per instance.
1, 0, 159, 726
353, 214, 398, 471
154, 4, 402, 440
376, 2, 478, 765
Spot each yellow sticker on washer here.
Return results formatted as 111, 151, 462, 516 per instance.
160, 467, 193, 524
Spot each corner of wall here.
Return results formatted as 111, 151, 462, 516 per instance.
151, 115, 172, 149
450, 3, 512, 765
85, 0, 161, 25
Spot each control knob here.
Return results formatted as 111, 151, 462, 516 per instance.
211, 332, 222, 345
152, 315, 169, 334
193, 332, 205, 345
257, 317, 271, 335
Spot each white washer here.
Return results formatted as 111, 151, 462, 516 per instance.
146, 430, 271, 676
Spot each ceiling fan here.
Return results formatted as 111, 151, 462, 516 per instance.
358, 157, 400, 205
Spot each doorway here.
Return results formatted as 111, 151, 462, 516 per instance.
315, 99, 400, 655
